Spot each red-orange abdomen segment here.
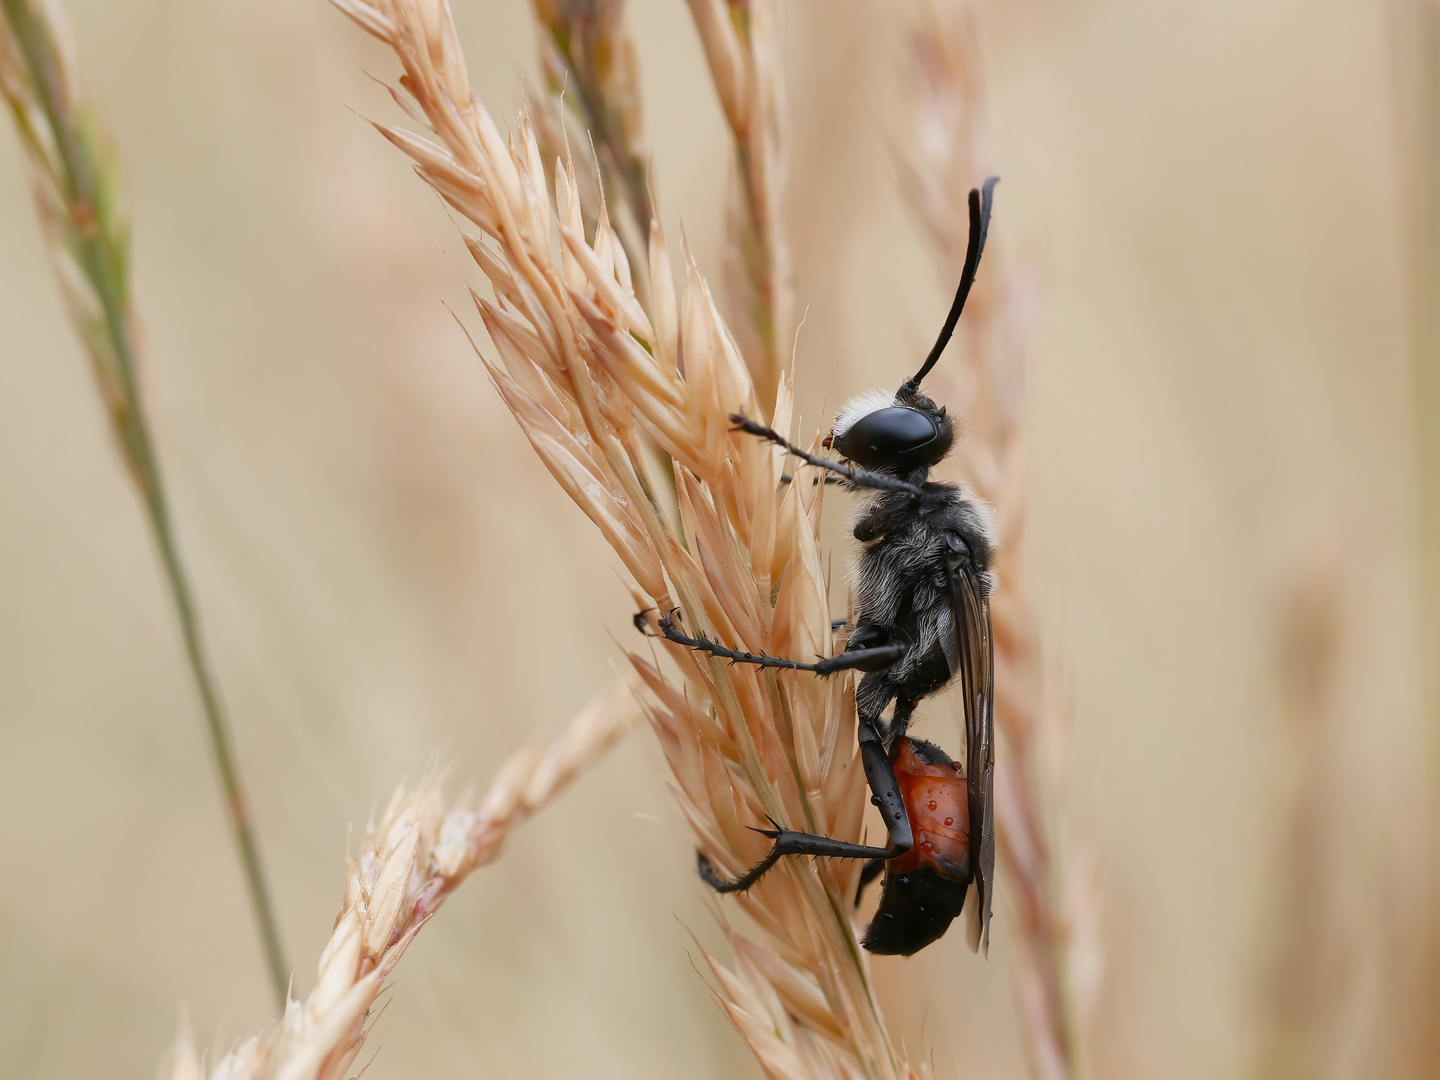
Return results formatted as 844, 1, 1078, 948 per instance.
888, 737, 970, 883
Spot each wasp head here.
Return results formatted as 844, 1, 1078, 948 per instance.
830, 385, 954, 478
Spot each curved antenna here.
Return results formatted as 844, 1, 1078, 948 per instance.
903, 176, 998, 391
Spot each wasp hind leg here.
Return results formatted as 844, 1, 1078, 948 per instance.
697, 719, 913, 892
698, 830, 898, 893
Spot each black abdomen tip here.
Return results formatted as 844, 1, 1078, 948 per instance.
861, 867, 969, 956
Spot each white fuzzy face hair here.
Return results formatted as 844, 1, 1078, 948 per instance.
831, 389, 898, 441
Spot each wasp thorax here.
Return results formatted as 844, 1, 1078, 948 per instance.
832, 405, 948, 473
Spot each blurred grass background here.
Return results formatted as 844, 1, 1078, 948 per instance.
0, 0, 1431, 1078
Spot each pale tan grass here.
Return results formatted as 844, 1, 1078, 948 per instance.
685, 0, 792, 414
898, 4, 1101, 1079
159, 676, 641, 1080
326, 1, 925, 1074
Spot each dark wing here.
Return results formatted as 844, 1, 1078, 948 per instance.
943, 535, 996, 955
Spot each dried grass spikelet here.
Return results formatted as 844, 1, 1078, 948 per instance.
327, 1, 921, 1075
685, 0, 792, 416
161, 676, 641, 1080
899, 4, 1100, 1080
527, 0, 651, 297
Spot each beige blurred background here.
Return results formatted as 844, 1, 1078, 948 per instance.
1, 0, 1434, 1078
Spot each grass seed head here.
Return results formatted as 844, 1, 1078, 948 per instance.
329, 1, 921, 1073
162, 677, 639, 1080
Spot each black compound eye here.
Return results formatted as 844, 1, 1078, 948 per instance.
832, 407, 939, 470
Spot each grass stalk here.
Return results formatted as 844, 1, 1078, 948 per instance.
0, 0, 288, 1006
160, 676, 642, 1080
897, 3, 1100, 1077
685, 0, 791, 415
327, 1, 924, 1072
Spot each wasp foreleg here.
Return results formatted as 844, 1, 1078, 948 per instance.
729, 413, 924, 498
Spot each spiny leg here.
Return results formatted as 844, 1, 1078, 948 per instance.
657, 609, 905, 676
698, 830, 898, 893
729, 413, 924, 498
699, 719, 914, 892
659, 606, 856, 647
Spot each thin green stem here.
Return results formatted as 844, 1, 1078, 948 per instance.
142, 468, 290, 1007
1, 0, 288, 1006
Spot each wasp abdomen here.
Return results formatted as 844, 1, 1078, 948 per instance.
861, 736, 973, 956
889, 738, 970, 876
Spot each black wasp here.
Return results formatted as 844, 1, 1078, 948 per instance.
653, 178, 999, 956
